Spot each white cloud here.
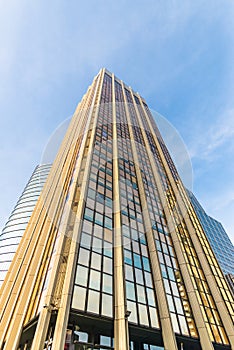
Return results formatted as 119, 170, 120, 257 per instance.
189, 108, 234, 160
202, 189, 234, 243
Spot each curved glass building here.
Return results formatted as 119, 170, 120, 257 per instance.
0, 163, 51, 285
187, 190, 234, 276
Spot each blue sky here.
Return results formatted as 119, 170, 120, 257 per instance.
0, 0, 233, 242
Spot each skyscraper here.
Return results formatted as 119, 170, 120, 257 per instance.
187, 190, 234, 276
0, 163, 52, 286
0, 69, 233, 350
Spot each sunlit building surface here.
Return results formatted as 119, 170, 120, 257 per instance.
0, 69, 234, 350
0, 163, 51, 286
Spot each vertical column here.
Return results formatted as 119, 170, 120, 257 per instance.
50, 69, 105, 350
122, 84, 178, 350
31, 71, 104, 350
113, 75, 129, 350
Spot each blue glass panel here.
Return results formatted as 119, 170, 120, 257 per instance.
133, 253, 142, 269
124, 250, 132, 265
142, 256, 150, 271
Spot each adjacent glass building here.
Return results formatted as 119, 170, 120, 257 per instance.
0, 163, 51, 286
187, 190, 234, 276
0, 69, 233, 350
186, 190, 234, 295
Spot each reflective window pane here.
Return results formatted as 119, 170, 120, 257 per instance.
103, 273, 112, 294
149, 307, 159, 328
178, 315, 189, 336
174, 297, 183, 315
142, 257, 150, 271
127, 300, 137, 323
125, 265, 134, 281
102, 294, 113, 317
135, 268, 144, 285
103, 256, 112, 274
126, 281, 136, 301
133, 254, 142, 268
144, 271, 153, 287
75, 265, 88, 287
167, 295, 175, 312
78, 248, 90, 266
146, 288, 155, 307
124, 250, 132, 265
89, 270, 101, 290
138, 304, 149, 326
171, 313, 180, 333
137, 285, 146, 304
91, 252, 101, 270
72, 286, 86, 310
80, 233, 91, 249
87, 290, 100, 313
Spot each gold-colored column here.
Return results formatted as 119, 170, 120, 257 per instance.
135, 96, 217, 350
122, 84, 178, 350
31, 71, 103, 350
140, 97, 234, 348
113, 75, 129, 350
26, 93, 92, 322
50, 69, 105, 350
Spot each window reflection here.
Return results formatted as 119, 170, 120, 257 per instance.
75, 265, 88, 287
78, 248, 90, 266
72, 286, 86, 310
127, 301, 137, 324
89, 270, 101, 290
138, 304, 149, 326
102, 294, 113, 317
87, 290, 100, 313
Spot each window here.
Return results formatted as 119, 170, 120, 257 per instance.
72, 286, 86, 310
75, 265, 88, 287
133, 254, 142, 269
87, 290, 100, 313
78, 248, 90, 266
138, 304, 149, 326
102, 294, 113, 317
80, 233, 91, 249
137, 285, 146, 303
91, 252, 102, 270
126, 281, 135, 301
103, 273, 112, 294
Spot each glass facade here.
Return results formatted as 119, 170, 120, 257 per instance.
72, 73, 114, 318
187, 190, 234, 276
1, 69, 234, 350
0, 163, 51, 286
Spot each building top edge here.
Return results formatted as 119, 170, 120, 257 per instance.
98, 68, 147, 104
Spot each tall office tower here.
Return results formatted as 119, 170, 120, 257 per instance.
0, 163, 52, 286
0, 69, 234, 350
187, 190, 234, 276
